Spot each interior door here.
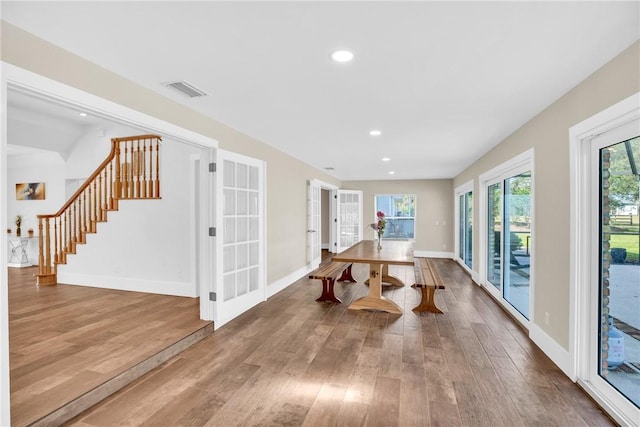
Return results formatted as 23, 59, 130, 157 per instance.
307, 180, 322, 268
336, 189, 363, 253
214, 149, 266, 328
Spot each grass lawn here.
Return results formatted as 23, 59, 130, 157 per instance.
610, 233, 640, 263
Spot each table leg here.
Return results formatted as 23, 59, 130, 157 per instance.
364, 263, 404, 287
349, 264, 403, 314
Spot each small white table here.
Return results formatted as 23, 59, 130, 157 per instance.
8, 235, 33, 267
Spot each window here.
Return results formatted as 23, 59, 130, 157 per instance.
374, 194, 416, 239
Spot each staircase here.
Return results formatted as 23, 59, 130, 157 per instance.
36, 134, 162, 286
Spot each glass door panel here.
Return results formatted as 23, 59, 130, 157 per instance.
465, 192, 473, 268
487, 182, 502, 290
336, 190, 363, 252
459, 194, 464, 260
457, 190, 473, 268
504, 172, 531, 319
307, 181, 321, 267
599, 136, 639, 409
216, 150, 265, 328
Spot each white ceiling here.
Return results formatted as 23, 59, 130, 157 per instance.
2, 1, 639, 180
7, 89, 117, 159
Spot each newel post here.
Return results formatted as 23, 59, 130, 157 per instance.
36, 216, 57, 286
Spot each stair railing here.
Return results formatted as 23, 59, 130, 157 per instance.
36, 134, 162, 286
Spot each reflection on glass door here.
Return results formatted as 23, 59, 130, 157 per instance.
484, 171, 531, 320
504, 172, 531, 318
487, 182, 502, 289
459, 194, 464, 260
598, 136, 639, 409
457, 188, 473, 269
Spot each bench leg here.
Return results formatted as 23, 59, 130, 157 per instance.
337, 263, 356, 283
316, 278, 342, 304
412, 286, 443, 314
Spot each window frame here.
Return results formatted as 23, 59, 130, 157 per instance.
373, 193, 417, 241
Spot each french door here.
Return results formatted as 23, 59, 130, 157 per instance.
307, 180, 322, 268
214, 149, 266, 328
335, 189, 363, 253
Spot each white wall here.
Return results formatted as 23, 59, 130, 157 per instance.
7, 151, 65, 233
343, 179, 454, 258
57, 136, 207, 297
6, 119, 207, 297
7, 151, 66, 263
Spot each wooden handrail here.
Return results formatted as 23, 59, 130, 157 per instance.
36, 134, 162, 286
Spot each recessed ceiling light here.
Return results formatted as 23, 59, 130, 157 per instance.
369, 129, 382, 136
388, 171, 395, 175
79, 112, 87, 117
331, 50, 354, 63
324, 167, 335, 170
382, 157, 391, 162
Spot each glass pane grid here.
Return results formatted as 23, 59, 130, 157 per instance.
222, 159, 262, 303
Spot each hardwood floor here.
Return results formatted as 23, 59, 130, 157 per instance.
8, 266, 211, 426
66, 259, 615, 426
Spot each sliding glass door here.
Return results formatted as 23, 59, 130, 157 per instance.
504, 172, 531, 318
456, 182, 473, 270
596, 135, 639, 411
481, 151, 533, 323
487, 182, 502, 289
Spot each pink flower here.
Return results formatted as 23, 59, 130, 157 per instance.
369, 211, 387, 235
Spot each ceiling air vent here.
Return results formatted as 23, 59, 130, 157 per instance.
164, 80, 207, 98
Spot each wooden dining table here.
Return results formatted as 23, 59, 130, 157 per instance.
332, 239, 414, 314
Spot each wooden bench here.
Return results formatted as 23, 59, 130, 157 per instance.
412, 257, 445, 313
309, 262, 355, 303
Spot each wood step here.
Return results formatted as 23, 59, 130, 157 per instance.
31, 322, 214, 426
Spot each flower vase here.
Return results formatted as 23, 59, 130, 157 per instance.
16, 227, 21, 237
377, 233, 382, 250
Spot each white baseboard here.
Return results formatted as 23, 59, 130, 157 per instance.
267, 264, 310, 298
529, 322, 573, 379
56, 272, 197, 297
414, 250, 454, 259
452, 258, 480, 284
322, 243, 331, 250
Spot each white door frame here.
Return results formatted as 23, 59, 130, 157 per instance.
569, 91, 640, 427
0, 62, 219, 424
307, 179, 338, 264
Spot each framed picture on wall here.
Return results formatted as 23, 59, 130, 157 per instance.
16, 182, 45, 200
